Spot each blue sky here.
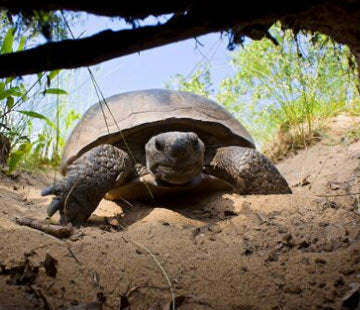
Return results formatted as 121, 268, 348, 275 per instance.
63, 14, 236, 111
26, 13, 243, 138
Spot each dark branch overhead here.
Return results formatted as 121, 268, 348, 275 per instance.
0, 0, 192, 19
0, 17, 222, 77
0, 0, 360, 77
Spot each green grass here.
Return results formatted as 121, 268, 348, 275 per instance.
167, 23, 360, 153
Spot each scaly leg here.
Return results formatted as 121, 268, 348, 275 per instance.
42, 144, 134, 226
205, 146, 291, 194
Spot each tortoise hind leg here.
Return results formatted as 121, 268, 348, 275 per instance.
41, 144, 134, 226
205, 146, 291, 195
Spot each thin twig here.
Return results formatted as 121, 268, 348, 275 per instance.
52, 75, 60, 186
118, 197, 134, 208
67, 246, 81, 266
28, 285, 52, 310
63, 180, 80, 215
123, 236, 176, 310
15, 217, 73, 238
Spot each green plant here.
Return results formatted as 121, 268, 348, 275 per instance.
28, 101, 80, 169
0, 27, 30, 170
219, 26, 359, 145
0, 13, 85, 173
167, 23, 360, 150
0, 27, 77, 173
165, 69, 214, 97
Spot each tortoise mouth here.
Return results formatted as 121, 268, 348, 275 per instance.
150, 161, 203, 185
153, 174, 204, 188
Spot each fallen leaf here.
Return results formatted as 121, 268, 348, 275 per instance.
342, 283, 360, 310
43, 254, 57, 278
119, 295, 131, 310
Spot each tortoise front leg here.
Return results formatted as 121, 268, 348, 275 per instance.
205, 146, 291, 195
41, 144, 134, 226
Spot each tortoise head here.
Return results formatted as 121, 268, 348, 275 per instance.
145, 131, 205, 185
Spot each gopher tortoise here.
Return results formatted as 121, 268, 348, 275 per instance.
42, 89, 291, 225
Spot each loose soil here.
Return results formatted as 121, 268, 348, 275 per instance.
2, 114, 360, 310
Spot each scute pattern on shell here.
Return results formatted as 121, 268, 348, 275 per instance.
61, 89, 255, 173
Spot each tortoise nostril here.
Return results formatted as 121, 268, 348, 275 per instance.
188, 133, 199, 149
192, 137, 199, 149
155, 138, 163, 152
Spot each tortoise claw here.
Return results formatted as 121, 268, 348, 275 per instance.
41, 186, 55, 196
47, 198, 62, 217
41, 144, 131, 225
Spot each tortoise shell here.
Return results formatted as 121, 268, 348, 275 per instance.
61, 89, 255, 174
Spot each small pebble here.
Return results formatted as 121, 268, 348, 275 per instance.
208, 224, 222, 234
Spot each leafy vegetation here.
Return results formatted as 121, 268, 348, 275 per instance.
0, 25, 80, 173
167, 24, 360, 156
2, 10, 73, 42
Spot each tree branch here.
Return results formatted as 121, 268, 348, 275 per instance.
0, 0, 192, 19
0, 16, 222, 77
0, 0, 329, 77
0, 6, 274, 78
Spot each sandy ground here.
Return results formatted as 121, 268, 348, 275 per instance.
2, 114, 360, 310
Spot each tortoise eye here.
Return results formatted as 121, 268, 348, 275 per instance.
155, 139, 163, 151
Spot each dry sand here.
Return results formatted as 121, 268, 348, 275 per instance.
1, 114, 360, 310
